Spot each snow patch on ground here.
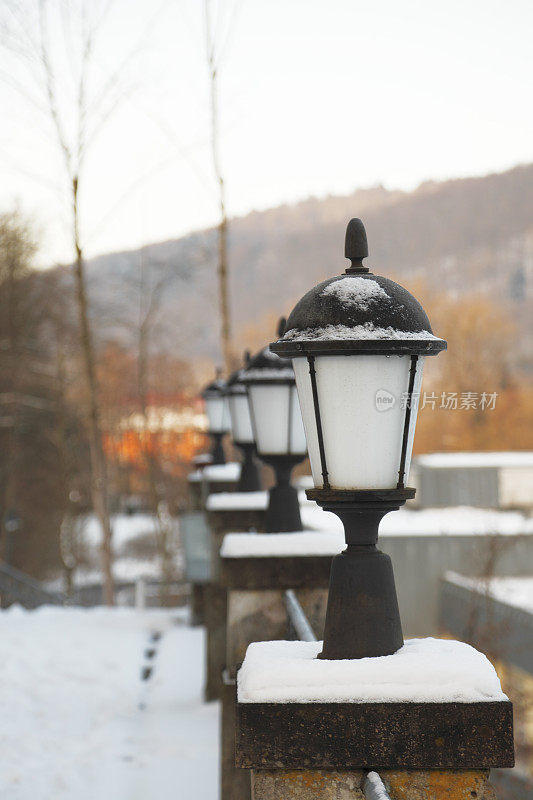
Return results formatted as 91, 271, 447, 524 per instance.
237, 637, 507, 704
83, 513, 160, 550
221, 530, 343, 558
322, 276, 389, 309
416, 451, 533, 469
446, 572, 533, 614
0, 606, 218, 800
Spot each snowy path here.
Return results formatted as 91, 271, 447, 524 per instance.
0, 607, 219, 800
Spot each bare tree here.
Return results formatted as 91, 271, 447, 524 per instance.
0, 0, 140, 603
204, 0, 241, 375
130, 249, 194, 597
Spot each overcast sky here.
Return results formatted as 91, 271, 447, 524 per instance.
1, 0, 532, 266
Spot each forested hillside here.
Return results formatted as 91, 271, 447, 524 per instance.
53, 163, 533, 371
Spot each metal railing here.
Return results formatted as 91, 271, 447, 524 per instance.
0, 562, 64, 608
363, 772, 391, 800
283, 589, 391, 800
284, 589, 317, 642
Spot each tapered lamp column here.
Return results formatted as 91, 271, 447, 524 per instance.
271, 218, 447, 658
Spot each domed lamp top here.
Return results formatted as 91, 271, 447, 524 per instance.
271, 219, 446, 358
201, 370, 227, 398
226, 351, 251, 395
241, 319, 296, 384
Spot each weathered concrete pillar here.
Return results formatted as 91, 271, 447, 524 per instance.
204, 494, 268, 702
189, 582, 206, 626
237, 638, 514, 800
188, 462, 241, 511
220, 534, 338, 800
204, 583, 228, 701
221, 674, 251, 800
227, 588, 327, 668
250, 769, 498, 799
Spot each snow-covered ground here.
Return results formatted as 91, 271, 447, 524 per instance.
83, 513, 162, 552
52, 513, 184, 590
447, 572, 533, 615
0, 606, 218, 800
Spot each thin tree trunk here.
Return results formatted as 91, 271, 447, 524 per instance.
136, 269, 173, 601
205, 0, 233, 375
72, 176, 114, 605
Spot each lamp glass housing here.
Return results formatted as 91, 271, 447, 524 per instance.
248, 383, 306, 457
205, 395, 230, 434
293, 355, 424, 489
228, 392, 254, 444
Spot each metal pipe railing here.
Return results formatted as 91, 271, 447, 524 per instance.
283, 589, 317, 642
363, 771, 391, 800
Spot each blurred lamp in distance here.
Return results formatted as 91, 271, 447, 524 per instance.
226, 352, 261, 492
201, 370, 230, 466
241, 321, 307, 532
271, 218, 447, 659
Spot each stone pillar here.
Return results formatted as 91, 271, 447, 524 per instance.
204, 500, 268, 702
221, 546, 334, 800
222, 674, 251, 800
227, 588, 328, 668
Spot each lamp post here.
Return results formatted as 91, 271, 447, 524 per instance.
271, 218, 447, 659
241, 324, 307, 532
201, 371, 230, 466
226, 353, 261, 492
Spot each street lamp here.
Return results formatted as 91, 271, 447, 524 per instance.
226, 353, 261, 492
201, 371, 230, 466
241, 323, 307, 532
271, 218, 447, 658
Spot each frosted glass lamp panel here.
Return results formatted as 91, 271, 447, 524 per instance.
248, 384, 290, 455
293, 358, 323, 485
229, 393, 254, 443
402, 357, 424, 483
205, 396, 228, 433
315, 355, 411, 489
288, 386, 307, 456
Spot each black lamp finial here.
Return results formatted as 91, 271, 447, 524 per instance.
344, 218, 369, 274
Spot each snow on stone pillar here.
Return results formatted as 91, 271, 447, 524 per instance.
236, 638, 513, 799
